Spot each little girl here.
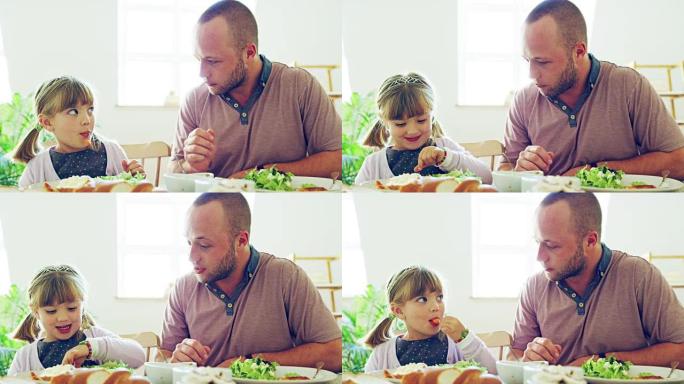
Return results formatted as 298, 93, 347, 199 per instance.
355, 73, 492, 185
8, 265, 145, 374
364, 266, 496, 373
13, 76, 143, 188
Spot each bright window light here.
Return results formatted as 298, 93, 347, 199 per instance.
342, 195, 367, 297
0, 219, 9, 295
117, 0, 257, 106
457, 0, 595, 106
0, 24, 11, 103
471, 193, 609, 298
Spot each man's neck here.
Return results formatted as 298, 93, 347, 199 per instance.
214, 246, 251, 295
557, 55, 592, 109
228, 55, 263, 106
564, 245, 602, 297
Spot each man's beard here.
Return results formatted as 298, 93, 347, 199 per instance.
213, 57, 247, 95
545, 57, 578, 99
548, 241, 586, 282
202, 246, 237, 284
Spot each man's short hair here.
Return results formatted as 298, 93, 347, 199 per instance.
193, 193, 251, 235
539, 192, 602, 238
199, 0, 258, 50
525, 0, 587, 48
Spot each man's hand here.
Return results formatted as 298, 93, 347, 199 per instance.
415, 146, 447, 172
172, 338, 212, 365
523, 337, 562, 364
515, 146, 555, 173
183, 128, 216, 173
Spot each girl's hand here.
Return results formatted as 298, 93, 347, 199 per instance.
62, 344, 90, 367
415, 146, 447, 172
441, 315, 467, 341
122, 159, 145, 176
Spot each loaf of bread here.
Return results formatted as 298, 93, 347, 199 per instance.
42, 177, 154, 193
377, 175, 498, 193
47, 368, 150, 384
400, 367, 502, 384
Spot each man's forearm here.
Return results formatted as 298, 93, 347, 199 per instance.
599, 148, 684, 179
242, 339, 342, 373
609, 342, 684, 367
265, 150, 341, 178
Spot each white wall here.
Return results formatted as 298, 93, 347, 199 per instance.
0, 0, 341, 145
342, 0, 684, 143
0, 193, 341, 335
347, 194, 684, 337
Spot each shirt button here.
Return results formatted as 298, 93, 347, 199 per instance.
220, 294, 225, 299
241, 113, 247, 117
234, 103, 239, 108
562, 106, 567, 110
571, 293, 576, 298
579, 302, 585, 308
570, 115, 576, 119
601, 272, 605, 277
227, 303, 233, 308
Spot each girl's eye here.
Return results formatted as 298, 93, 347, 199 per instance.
417, 119, 427, 124
199, 244, 210, 250
416, 296, 427, 303
45, 310, 56, 314
67, 109, 78, 116
437, 294, 444, 301
88, 107, 94, 114
68, 307, 78, 311
394, 123, 406, 127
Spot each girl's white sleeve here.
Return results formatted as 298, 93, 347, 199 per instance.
437, 138, 493, 184
88, 327, 146, 368
455, 332, 498, 374
8, 345, 30, 375
363, 347, 381, 373
354, 153, 376, 185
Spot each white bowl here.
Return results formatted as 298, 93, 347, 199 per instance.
520, 174, 546, 192
496, 360, 548, 384
172, 366, 232, 384
194, 177, 256, 192
524, 365, 582, 384
163, 173, 214, 192
145, 362, 197, 384
492, 170, 544, 192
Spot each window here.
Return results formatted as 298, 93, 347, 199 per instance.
117, 0, 256, 106
0, 219, 9, 295
471, 194, 609, 298
342, 195, 367, 297
457, 0, 595, 106
0, 24, 11, 103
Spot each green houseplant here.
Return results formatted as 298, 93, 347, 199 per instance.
341, 284, 409, 373
0, 284, 29, 376
341, 92, 376, 185
0, 93, 35, 186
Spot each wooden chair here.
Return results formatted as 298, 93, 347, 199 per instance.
121, 331, 161, 362
293, 63, 341, 102
121, 141, 172, 187
291, 254, 342, 320
646, 252, 684, 289
477, 330, 513, 360
460, 140, 505, 170
629, 61, 684, 126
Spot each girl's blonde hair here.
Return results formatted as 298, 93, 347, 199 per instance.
12, 76, 97, 164
364, 266, 444, 348
363, 73, 444, 148
13, 265, 96, 343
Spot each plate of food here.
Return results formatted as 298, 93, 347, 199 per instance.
576, 166, 683, 192
360, 171, 496, 193
368, 360, 487, 383
244, 167, 339, 192
24, 172, 154, 193
581, 357, 684, 384
17, 362, 149, 383
229, 358, 336, 384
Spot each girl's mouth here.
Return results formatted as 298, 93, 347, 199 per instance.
404, 136, 422, 143
429, 317, 441, 327
80, 132, 91, 139
56, 324, 72, 334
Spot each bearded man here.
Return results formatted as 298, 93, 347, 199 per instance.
158, 193, 342, 371
508, 192, 684, 367
499, 0, 684, 178
169, 0, 341, 179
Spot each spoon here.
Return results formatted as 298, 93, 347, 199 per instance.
667, 361, 679, 378
313, 361, 325, 378
659, 170, 670, 188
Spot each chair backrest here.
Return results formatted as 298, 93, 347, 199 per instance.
629, 61, 682, 123
646, 252, 684, 289
121, 331, 161, 362
460, 140, 505, 171
291, 254, 342, 320
477, 330, 513, 360
293, 63, 341, 102
121, 141, 172, 187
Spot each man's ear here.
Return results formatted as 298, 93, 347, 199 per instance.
234, 230, 250, 249
244, 43, 258, 60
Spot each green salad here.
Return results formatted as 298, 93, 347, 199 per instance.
230, 357, 278, 380
96, 171, 147, 184
581, 356, 632, 379
436, 359, 486, 372
83, 360, 131, 371
576, 166, 625, 189
429, 170, 479, 181
245, 167, 294, 191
